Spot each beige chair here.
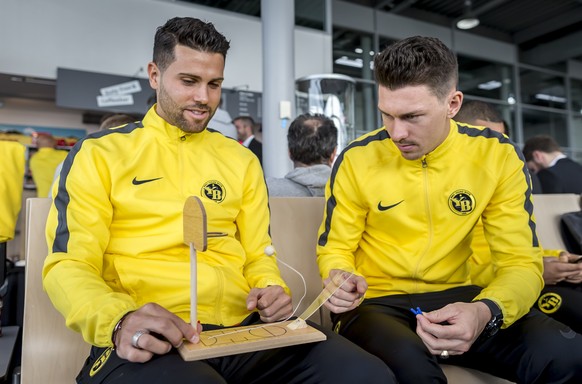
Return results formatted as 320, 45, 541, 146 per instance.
532, 193, 581, 250
21, 198, 89, 384
269, 197, 328, 327
21, 196, 515, 383
268, 197, 512, 384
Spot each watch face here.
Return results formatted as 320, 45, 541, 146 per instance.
484, 315, 503, 338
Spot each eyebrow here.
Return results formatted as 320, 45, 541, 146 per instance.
378, 107, 423, 117
178, 73, 225, 83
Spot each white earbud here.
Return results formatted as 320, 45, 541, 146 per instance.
264, 245, 276, 257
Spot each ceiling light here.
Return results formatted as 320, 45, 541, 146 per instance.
535, 93, 566, 103
456, 0, 480, 30
478, 80, 502, 90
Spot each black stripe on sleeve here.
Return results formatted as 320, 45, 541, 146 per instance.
318, 129, 389, 246
52, 122, 143, 253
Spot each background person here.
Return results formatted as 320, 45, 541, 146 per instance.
42, 16, 395, 384
267, 113, 337, 197
523, 134, 582, 194
49, 113, 136, 199
233, 115, 262, 165
457, 101, 582, 334
29, 134, 68, 197
207, 98, 236, 139
317, 35, 582, 383
454, 100, 542, 193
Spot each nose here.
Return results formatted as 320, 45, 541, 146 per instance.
389, 119, 408, 141
192, 84, 209, 105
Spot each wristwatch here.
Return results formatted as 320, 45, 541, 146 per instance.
477, 299, 503, 339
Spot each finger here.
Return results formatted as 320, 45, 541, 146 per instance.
354, 276, 368, 295
118, 345, 155, 363
416, 314, 457, 339
258, 293, 292, 322
416, 320, 465, 355
246, 288, 260, 311
324, 296, 360, 314
122, 304, 197, 347
327, 291, 360, 307
256, 286, 286, 309
134, 332, 173, 354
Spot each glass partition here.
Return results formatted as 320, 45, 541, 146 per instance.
458, 56, 515, 102
522, 107, 569, 145
296, 74, 356, 153
520, 68, 567, 110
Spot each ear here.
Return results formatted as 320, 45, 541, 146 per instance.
447, 91, 464, 118
147, 62, 160, 90
532, 150, 546, 165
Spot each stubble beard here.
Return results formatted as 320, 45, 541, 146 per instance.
157, 83, 214, 134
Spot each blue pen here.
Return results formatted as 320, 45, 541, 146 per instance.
410, 307, 422, 315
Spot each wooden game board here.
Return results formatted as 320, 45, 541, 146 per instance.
178, 320, 326, 361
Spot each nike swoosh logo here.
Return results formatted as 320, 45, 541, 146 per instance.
378, 200, 404, 211
132, 176, 163, 185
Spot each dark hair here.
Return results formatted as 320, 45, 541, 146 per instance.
287, 114, 337, 165
455, 101, 503, 125
374, 36, 458, 99
232, 116, 255, 126
99, 114, 136, 130
522, 135, 561, 161
153, 17, 230, 71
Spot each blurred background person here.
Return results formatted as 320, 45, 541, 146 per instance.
523, 135, 582, 194
455, 100, 542, 193
49, 113, 136, 199
233, 115, 262, 165
454, 100, 506, 134
267, 113, 337, 197
29, 134, 68, 197
208, 98, 236, 139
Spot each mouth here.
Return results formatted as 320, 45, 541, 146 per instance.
185, 108, 209, 120
395, 142, 416, 152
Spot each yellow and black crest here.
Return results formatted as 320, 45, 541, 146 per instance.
90, 347, 113, 377
201, 180, 226, 203
537, 292, 562, 314
448, 190, 476, 216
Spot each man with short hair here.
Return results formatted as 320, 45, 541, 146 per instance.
267, 113, 337, 197
317, 35, 582, 383
43, 16, 395, 384
523, 135, 582, 194
454, 100, 506, 134
233, 115, 262, 164
454, 100, 543, 193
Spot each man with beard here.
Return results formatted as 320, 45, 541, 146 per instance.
42, 17, 394, 384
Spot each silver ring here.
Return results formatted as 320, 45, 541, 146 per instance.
440, 350, 449, 359
131, 329, 150, 349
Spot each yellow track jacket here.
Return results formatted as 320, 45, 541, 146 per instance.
470, 218, 561, 288
0, 141, 25, 242
29, 147, 68, 197
317, 121, 543, 327
43, 107, 287, 347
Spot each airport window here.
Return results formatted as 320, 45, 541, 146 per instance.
522, 107, 569, 146
457, 56, 514, 102
520, 68, 567, 110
